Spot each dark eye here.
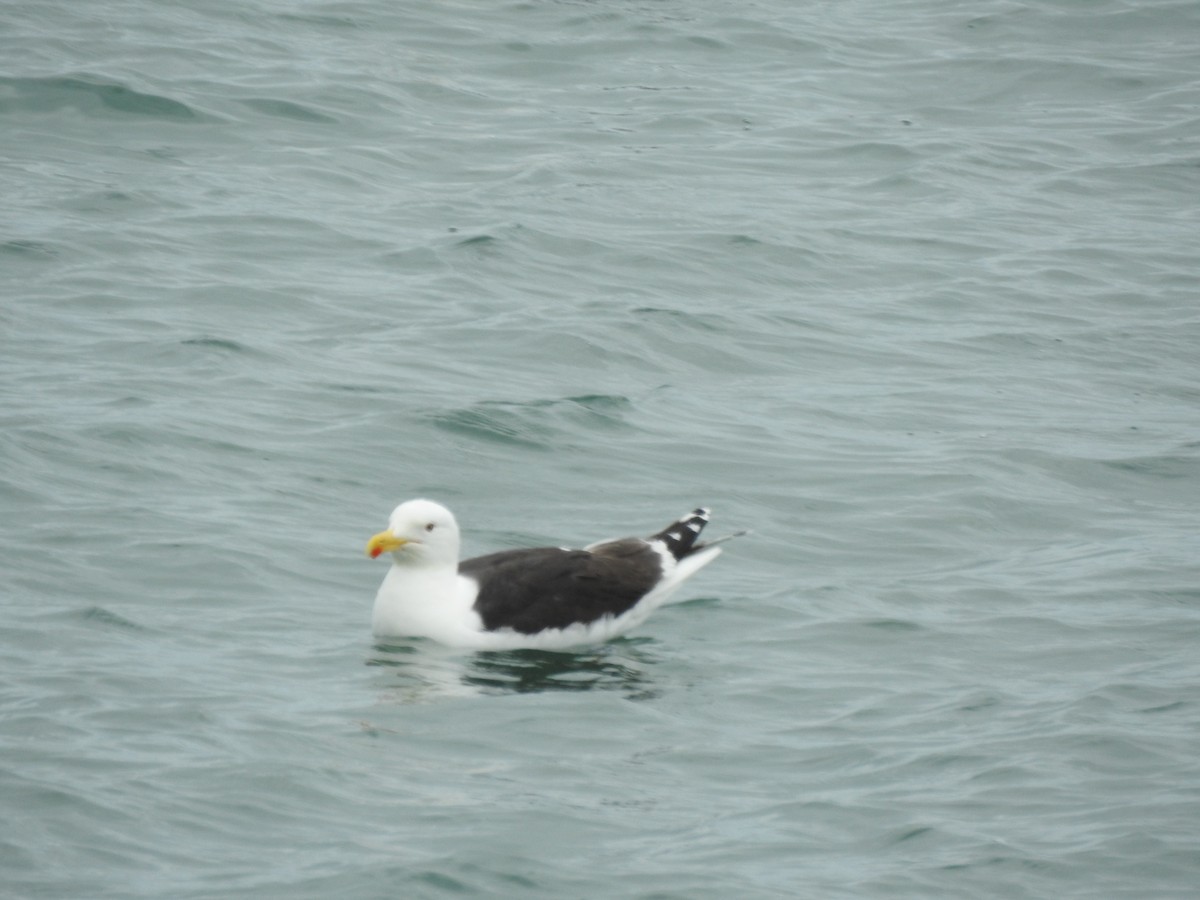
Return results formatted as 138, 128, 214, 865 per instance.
425, 522, 436, 532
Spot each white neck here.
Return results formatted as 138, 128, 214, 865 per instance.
371, 560, 478, 642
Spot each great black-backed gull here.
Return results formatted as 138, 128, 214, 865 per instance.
365, 499, 735, 650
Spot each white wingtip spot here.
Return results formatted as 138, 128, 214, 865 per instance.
685, 521, 702, 533
667, 531, 682, 541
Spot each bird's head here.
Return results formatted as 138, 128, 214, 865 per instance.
365, 498, 461, 567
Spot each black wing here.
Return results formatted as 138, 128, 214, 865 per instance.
461, 540, 663, 635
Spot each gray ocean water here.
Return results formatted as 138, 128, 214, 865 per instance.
3, 1, 1200, 897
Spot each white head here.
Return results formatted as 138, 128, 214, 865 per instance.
365, 498, 461, 568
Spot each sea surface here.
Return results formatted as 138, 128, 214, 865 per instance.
3, 1, 1199, 897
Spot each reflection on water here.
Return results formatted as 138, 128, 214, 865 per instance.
365, 639, 662, 702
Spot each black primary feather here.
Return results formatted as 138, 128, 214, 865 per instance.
646, 507, 710, 561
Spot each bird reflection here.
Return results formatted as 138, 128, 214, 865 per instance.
366, 638, 661, 702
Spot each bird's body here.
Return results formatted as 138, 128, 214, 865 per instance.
366, 499, 729, 650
